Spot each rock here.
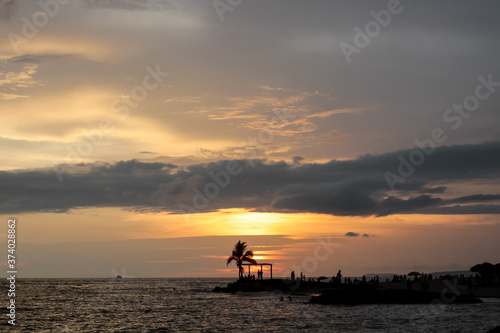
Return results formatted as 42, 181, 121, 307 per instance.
487, 325, 500, 333
309, 285, 483, 305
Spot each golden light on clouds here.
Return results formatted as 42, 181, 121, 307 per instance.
1, 88, 113, 141
0, 0, 499, 284
4, 206, 500, 277
128, 209, 366, 241
0, 36, 115, 62
8, 205, 500, 248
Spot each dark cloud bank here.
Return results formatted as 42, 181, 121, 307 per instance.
1, 141, 500, 216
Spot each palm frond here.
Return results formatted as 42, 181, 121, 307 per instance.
233, 240, 247, 258
243, 250, 257, 264
227, 256, 237, 266
243, 257, 257, 265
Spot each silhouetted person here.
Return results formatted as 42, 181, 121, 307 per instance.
291, 271, 295, 280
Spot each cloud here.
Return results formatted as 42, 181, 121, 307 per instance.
419, 186, 447, 194
7, 53, 78, 64
344, 232, 374, 238
0, 62, 39, 91
0, 92, 27, 100
176, 87, 354, 138
292, 156, 304, 165
446, 194, 500, 204
0, 54, 80, 101
422, 205, 500, 215
1, 0, 499, 170
82, 0, 183, 11
0, 142, 500, 216
1, 141, 500, 216
90, 160, 177, 174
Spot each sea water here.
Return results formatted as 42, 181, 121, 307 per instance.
3, 278, 499, 332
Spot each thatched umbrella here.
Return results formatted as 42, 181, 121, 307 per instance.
470, 262, 494, 274
408, 271, 422, 281
470, 262, 495, 284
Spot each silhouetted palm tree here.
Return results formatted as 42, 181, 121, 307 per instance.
227, 241, 257, 279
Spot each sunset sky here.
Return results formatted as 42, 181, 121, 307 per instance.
1, 0, 500, 278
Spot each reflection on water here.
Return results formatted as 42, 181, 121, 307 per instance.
6, 278, 500, 332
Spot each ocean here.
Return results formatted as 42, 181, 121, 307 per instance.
4, 278, 500, 332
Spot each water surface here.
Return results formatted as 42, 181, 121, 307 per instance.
5, 278, 500, 332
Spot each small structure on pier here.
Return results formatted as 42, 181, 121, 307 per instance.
241, 263, 273, 280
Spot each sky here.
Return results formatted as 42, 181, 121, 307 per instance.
1, 0, 499, 278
